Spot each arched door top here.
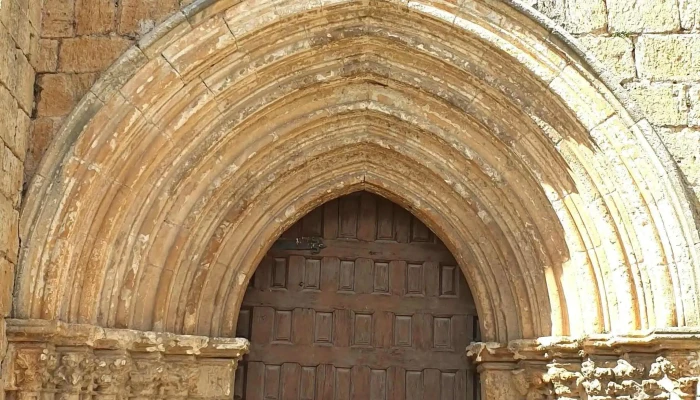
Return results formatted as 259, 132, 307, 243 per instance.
16, 0, 700, 343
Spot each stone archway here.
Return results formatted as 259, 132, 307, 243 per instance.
6, 0, 700, 398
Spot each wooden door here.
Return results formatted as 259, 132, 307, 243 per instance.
235, 192, 479, 399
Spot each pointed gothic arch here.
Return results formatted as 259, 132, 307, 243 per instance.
14, 0, 699, 350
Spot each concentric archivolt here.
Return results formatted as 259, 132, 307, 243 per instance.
16, 0, 700, 343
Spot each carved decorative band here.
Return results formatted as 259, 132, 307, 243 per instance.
1, 319, 250, 399
468, 331, 700, 399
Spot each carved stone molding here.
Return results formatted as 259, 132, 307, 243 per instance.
468, 331, 700, 400
1, 319, 249, 399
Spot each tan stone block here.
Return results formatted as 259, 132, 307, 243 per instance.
14, 13, 33, 55
41, 0, 74, 38
76, 0, 116, 35
25, 117, 60, 182
637, 34, 700, 81
549, 65, 615, 130
36, 73, 98, 117
58, 36, 132, 73
681, 0, 700, 31
577, 35, 636, 83
0, 17, 17, 93
657, 127, 700, 197
0, 257, 12, 317
35, 39, 59, 73
608, 0, 680, 33
564, 0, 606, 34
626, 82, 688, 126
162, 16, 236, 81
536, 0, 565, 25
0, 84, 17, 149
0, 145, 22, 207
28, 0, 41, 29
14, 49, 35, 114
117, 0, 178, 37
0, 192, 19, 263
13, 109, 29, 161
690, 85, 700, 127
0, 0, 21, 44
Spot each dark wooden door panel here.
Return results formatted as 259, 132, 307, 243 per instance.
237, 192, 478, 399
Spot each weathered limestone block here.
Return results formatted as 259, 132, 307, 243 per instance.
35, 73, 98, 117
564, 0, 606, 34
0, 145, 23, 208
681, 0, 700, 31
13, 50, 34, 114
75, 0, 117, 35
536, 0, 565, 25
0, 259, 12, 318
657, 127, 700, 198
118, 0, 179, 37
34, 39, 58, 74
0, 199, 18, 264
2, 319, 249, 399
58, 36, 132, 73
577, 35, 636, 83
689, 85, 700, 127
0, 24, 18, 93
41, 0, 74, 38
608, 0, 681, 33
468, 332, 700, 399
626, 81, 688, 126
637, 34, 700, 81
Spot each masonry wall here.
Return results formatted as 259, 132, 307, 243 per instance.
1, 1, 700, 390
0, 0, 42, 397
533, 0, 700, 214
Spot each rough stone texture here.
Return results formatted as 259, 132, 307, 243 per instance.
58, 36, 132, 73
41, 0, 74, 38
680, 0, 700, 31
0, 0, 39, 393
658, 127, 700, 195
24, 117, 60, 184
75, 0, 117, 35
3, 319, 250, 399
35, 73, 97, 117
35, 39, 58, 73
564, 0, 607, 34
118, 0, 179, 37
470, 335, 700, 399
607, 0, 681, 33
2, 0, 700, 398
626, 82, 689, 126
637, 35, 700, 81
577, 35, 636, 83
690, 85, 700, 127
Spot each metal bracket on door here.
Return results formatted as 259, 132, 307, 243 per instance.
271, 237, 326, 254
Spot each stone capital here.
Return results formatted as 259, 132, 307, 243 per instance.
468, 331, 700, 399
1, 319, 249, 399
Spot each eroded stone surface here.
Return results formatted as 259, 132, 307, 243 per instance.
626, 81, 688, 126
577, 35, 636, 83
3, 319, 249, 398
3, 0, 700, 398
637, 34, 700, 81
607, 0, 681, 33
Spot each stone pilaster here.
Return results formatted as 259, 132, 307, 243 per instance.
1, 319, 249, 400
468, 331, 700, 400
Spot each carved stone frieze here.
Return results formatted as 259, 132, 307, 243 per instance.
469, 332, 700, 400
2, 319, 249, 399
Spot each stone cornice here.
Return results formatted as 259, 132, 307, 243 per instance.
468, 330, 700, 363
5, 318, 249, 358
2, 319, 250, 399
